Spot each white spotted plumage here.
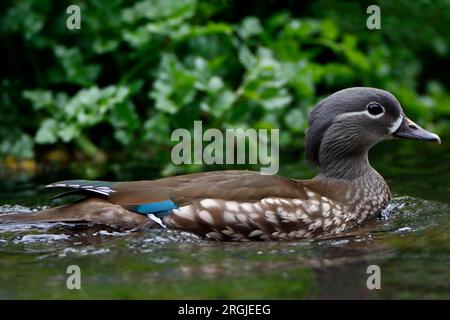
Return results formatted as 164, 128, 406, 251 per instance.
165, 173, 390, 241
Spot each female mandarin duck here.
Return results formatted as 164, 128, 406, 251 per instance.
1, 88, 441, 241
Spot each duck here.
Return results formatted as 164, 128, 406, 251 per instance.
0, 87, 441, 241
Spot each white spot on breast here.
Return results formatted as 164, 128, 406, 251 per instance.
249, 213, 259, 220
248, 230, 264, 237
288, 231, 298, 238
306, 190, 316, 198
280, 212, 296, 222
301, 214, 312, 223
200, 199, 219, 209
324, 219, 333, 228
175, 206, 195, 221
199, 210, 214, 224
205, 232, 223, 240
241, 203, 254, 212
277, 232, 287, 239
223, 211, 236, 223
231, 233, 244, 241
308, 220, 321, 230
263, 198, 276, 205
225, 202, 239, 212
308, 204, 319, 213
221, 227, 235, 236
333, 216, 342, 225
236, 213, 248, 225
265, 212, 278, 224
253, 202, 263, 211
297, 230, 306, 238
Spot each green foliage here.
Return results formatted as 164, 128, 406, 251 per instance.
23, 85, 137, 152
1, 0, 449, 172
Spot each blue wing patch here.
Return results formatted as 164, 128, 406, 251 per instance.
133, 200, 177, 217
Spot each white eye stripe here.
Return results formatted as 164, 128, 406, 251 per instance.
388, 116, 403, 134
335, 111, 403, 134
335, 110, 384, 121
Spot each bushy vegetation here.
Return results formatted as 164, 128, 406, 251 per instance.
1, 0, 449, 175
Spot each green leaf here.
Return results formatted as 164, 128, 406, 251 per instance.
122, 0, 197, 23
35, 119, 59, 144
23, 90, 54, 110
93, 38, 120, 54
143, 113, 171, 144
239, 17, 263, 39
0, 133, 34, 159
114, 129, 133, 146
149, 54, 197, 114
59, 124, 79, 143
285, 109, 306, 132
320, 20, 338, 40
207, 76, 224, 92
238, 46, 257, 70
110, 102, 140, 131
54, 46, 100, 86
239, 48, 292, 110
261, 94, 292, 110
205, 89, 236, 118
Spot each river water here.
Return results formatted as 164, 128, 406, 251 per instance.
0, 158, 449, 299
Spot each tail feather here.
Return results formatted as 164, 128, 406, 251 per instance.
46, 180, 115, 197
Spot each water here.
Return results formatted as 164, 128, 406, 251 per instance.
0, 160, 449, 299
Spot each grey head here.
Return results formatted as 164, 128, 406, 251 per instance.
306, 87, 441, 179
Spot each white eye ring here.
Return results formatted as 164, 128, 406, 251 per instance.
367, 103, 385, 118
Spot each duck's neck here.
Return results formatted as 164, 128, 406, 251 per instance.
313, 155, 391, 214
318, 152, 372, 180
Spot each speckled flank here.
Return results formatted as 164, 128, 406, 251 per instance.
163, 169, 391, 241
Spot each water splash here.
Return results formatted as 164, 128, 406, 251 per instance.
381, 199, 405, 220
0, 204, 39, 214
13, 234, 70, 244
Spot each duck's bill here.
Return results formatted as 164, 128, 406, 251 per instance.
393, 117, 441, 144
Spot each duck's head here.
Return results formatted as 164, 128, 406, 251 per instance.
306, 87, 441, 178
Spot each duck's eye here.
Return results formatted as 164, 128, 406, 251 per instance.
367, 103, 384, 116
